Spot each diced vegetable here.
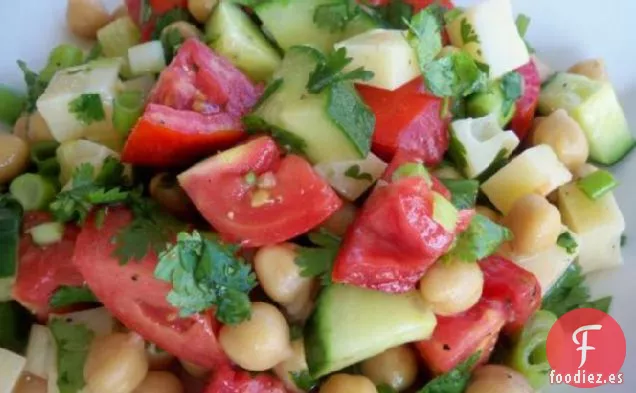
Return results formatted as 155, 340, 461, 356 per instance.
24, 324, 53, 379
576, 168, 618, 200
557, 182, 625, 273
48, 318, 94, 393
49, 307, 116, 338
28, 222, 65, 247
128, 41, 167, 75
509, 60, 541, 140
446, 0, 529, 79
40, 44, 85, 83
30, 141, 60, 178
36, 59, 122, 144
121, 74, 156, 98
0, 348, 26, 393
433, 192, 459, 232
56, 139, 120, 186
465, 81, 515, 127
113, 90, 145, 135
97, 16, 141, 58
539, 72, 634, 165
305, 284, 436, 378
334, 29, 420, 91
448, 115, 519, 179
0, 302, 32, 353
392, 162, 431, 184
0, 208, 20, 301
0, 85, 26, 125
206, 0, 282, 82
314, 153, 387, 201
9, 174, 58, 211
481, 145, 572, 214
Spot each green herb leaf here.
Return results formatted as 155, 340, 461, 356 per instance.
344, 164, 374, 182
50, 286, 99, 308
440, 178, 479, 210
295, 229, 341, 286
154, 231, 257, 324
417, 352, 481, 393
68, 93, 106, 125
556, 232, 578, 255
500, 71, 523, 116
161, 28, 185, 63
459, 18, 479, 44
17, 60, 48, 113
423, 51, 488, 98
443, 214, 512, 263
406, 5, 444, 70
515, 14, 534, 53
444, 8, 463, 24
542, 263, 613, 317
314, 1, 359, 32
306, 47, 374, 94
373, 0, 413, 29
152, 8, 192, 39
49, 319, 94, 393
290, 370, 318, 391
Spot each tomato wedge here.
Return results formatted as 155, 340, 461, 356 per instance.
509, 61, 541, 140
12, 212, 84, 319
72, 208, 228, 369
122, 39, 262, 167
204, 367, 287, 393
125, 0, 188, 41
415, 299, 507, 375
381, 149, 451, 200
479, 255, 541, 335
361, 0, 454, 11
357, 79, 450, 165
178, 136, 342, 247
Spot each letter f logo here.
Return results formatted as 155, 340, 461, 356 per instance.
572, 324, 603, 368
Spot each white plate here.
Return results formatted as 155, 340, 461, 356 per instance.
0, 0, 633, 391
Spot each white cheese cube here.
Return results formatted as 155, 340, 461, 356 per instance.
128, 41, 167, 76
37, 59, 122, 143
558, 183, 625, 274
334, 29, 420, 91
481, 145, 572, 214
0, 348, 26, 393
57, 139, 121, 186
24, 325, 53, 379
314, 153, 387, 201
446, 0, 529, 79
449, 115, 519, 178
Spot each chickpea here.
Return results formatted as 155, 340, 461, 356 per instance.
111, 5, 129, 21
132, 372, 184, 393
254, 243, 315, 307
319, 374, 377, 393
466, 365, 533, 393
67, 0, 111, 39
532, 109, 589, 170
179, 359, 209, 378
568, 59, 609, 82
13, 115, 29, 141
187, 0, 218, 23
146, 343, 175, 371
321, 202, 357, 237
0, 133, 29, 185
84, 332, 149, 393
419, 260, 483, 317
475, 205, 501, 223
13, 373, 47, 393
360, 345, 418, 391
219, 302, 292, 371
149, 173, 196, 219
274, 340, 310, 392
27, 112, 54, 144
503, 194, 561, 256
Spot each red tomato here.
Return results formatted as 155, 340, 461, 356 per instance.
331, 177, 456, 293
178, 137, 342, 247
360, 0, 454, 10
12, 212, 84, 319
509, 61, 541, 140
357, 79, 450, 165
125, 0, 188, 41
479, 255, 541, 335
72, 208, 228, 369
415, 300, 507, 375
149, 0, 187, 13
381, 149, 451, 200
204, 367, 287, 393
122, 39, 261, 167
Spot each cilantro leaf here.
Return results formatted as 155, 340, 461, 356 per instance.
439, 178, 479, 210
314, 1, 359, 32
161, 28, 185, 63
68, 94, 106, 125
344, 164, 374, 182
556, 232, 578, 255
290, 370, 318, 391
542, 263, 612, 317
423, 51, 488, 98
500, 71, 523, 116
373, 0, 413, 29
155, 231, 257, 324
306, 47, 374, 94
443, 8, 462, 24
405, 5, 443, 71
50, 286, 99, 308
295, 229, 341, 286
17, 60, 48, 112
49, 319, 94, 393
443, 214, 512, 263
417, 352, 480, 393
515, 14, 535, 53
459, 18, 479, 44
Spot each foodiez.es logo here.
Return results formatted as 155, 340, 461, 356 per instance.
546, 308, 626, 388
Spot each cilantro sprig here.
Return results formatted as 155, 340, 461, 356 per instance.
154, 231, 257, 324
556, 232, 578, 255
500, 71, 523, 116
405, 5, 444, 72
442, 214, 512, 263
423, 51, 488, 98
295, 229, 341, 286
50, 286, 99, 308
17, 60, 48, 112
49, 319, 94, 393
417, 352, 481, 393
314, 1, 359, 32
68, 93, 106, 125
306, 47, 374, 94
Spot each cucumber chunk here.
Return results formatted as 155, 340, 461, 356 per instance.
539, 73, 634, 165
0, 208, 20, 301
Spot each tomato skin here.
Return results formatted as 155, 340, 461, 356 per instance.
179, 137, 342, 247
12, 212, 84, 319
122, 39, 261, 167
331, 177, 456, 293
381, 149, 451, 200
415, 300, 507, 375
72, 208, 228, 369
204, 367, 287, 393
149, 0, 187, 13
357, 79, 450, 165
360, 0, 454, 10
125, 0, 188, 41
479, 255, 541, 335
509, 61, 541, 140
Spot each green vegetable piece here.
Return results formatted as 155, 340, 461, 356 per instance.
17, 60, 48, 113
405, 5, 443, 71
392, 163, 431, 184
40, 44, 85, 83
374, 0, 414, 29
0, 301, 33, 353
68, 93, 106, 125
113, 90, 144, 135
49, 319, 94, 393
289, 370, 318, 391
433, 192, 459, 233
152, 8, 193, 40
28, 222, 65, 247
97, 16, 141, 58
0, 85, 26, 125
85, 43, 103, 62
440, 178, 479, 210
442, 214, 512, 263
459, 18, 479, 44
313, 1, 357, 32
344, 164, 373, 182
50, 286, 99, 308
307, 47, 374, 94
417, 352, 480, 393
0, 207, 21, 300
556, 232, 578, 255
9, 173, 58, 211
507, 310, 557, 389
466, 78, 518, 127
576, 169, 618, 200
423, 50, 488, 98
295, 229, 341, 286
31, 140, 59, 165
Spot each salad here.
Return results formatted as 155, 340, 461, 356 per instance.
0, 0, 630, 392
